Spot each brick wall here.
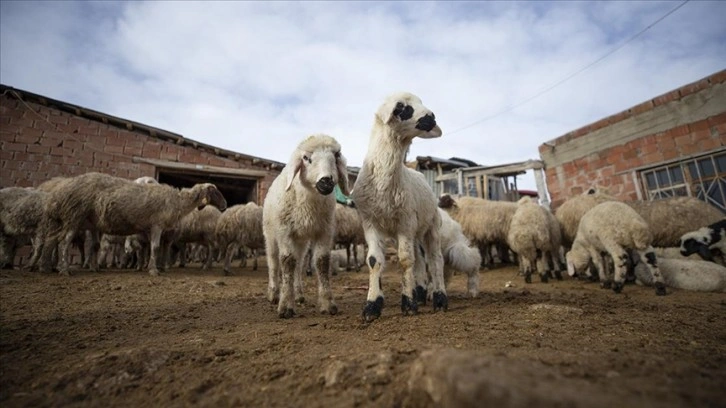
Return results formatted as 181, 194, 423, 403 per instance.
0, 92, 281, 202
539, 70, 726, 209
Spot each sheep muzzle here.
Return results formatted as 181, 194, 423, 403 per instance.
415, 114, 437, 132
316, 177, 335, 195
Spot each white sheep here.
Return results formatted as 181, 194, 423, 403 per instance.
173, 205, 222, 269
0, 187, 47, 269
554, 188, 616, 249
566, 201, 666, 296
263, 134, 349, 318
351, 92, 447, 322
42, 172, 227, 276
215, 202, 264, 275
507, 196, 556, 284
634, 257, 726, 292
333, 202, 366, 271
628, 197, 723, 247
438, 208, 482, 298
678, 219, 726, 265
437, 194, 517, 267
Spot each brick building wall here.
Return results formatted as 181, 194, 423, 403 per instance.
539, 70, 726, 209
0, 86, 282, 202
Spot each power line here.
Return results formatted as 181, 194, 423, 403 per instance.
446, 0, 691, 136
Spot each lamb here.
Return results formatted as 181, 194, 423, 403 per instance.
330, 245, 365, 275
438, 208, 482, 298
554, 188, 616, 249
506, 196, 557, 284
97, 234, 128, 269
634, 257, 726, 292
333, 202, 366, 271
215, 202, 264, 275
678, 219, 726, 264
42, 172, 226, 276
263, 134, 349, 318
351, 92, 447, 322
566, 201, 666, 295
627, 197, 723, 247
0, 187, 47, 269
437, 194, 517, 267
173, 205, 222, 269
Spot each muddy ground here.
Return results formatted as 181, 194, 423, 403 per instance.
1, 260, 725, 407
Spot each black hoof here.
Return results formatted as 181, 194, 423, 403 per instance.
612, 282, 624, 293
601, 281, 612, 290
432, 291, 448, 312
401, 295, 418, 316
525, 274, 532, 284
278, 308, 295, 319
655, 282, 666, 296
414, 285, 427, 305
554, 270, 563, 281
327, 304, 338, 315
540, 273, 549, 283
362, 297, 384, 322
223, 269, 231, 276
296, 297, 305, 305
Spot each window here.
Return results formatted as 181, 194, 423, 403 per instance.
639, 151, 726, 211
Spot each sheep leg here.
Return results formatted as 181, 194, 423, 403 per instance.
362, 231, 386, 322
638, 247, 666, 296
278, 244, 304, 318
147, 227, 162, 276
424, 228, 447, 311
266, 240, 281, 304
521, 255, 532, 283
202, 243, 214, 270
252, 249, 258, 271
294, 253, 305, 304
57, 230, 76, 276
397, 236, 418, 316
223, 242, 234, 275
413, 242, 428, 305
86, 230, 99, 272
312, 242, 337, 315
345, 244, 352, 271
603, 245, 629, 293
536, 249, 549, 283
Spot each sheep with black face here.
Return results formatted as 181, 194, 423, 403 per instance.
263, 134, 349, 318
679, 219, 726, 265
352, 92, 447, 322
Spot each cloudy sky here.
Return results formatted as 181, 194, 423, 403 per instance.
1, 1, 725, 189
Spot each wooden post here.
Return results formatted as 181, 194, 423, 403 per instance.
534, 168, 550, 209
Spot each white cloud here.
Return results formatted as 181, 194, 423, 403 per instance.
1, 1, 725, 191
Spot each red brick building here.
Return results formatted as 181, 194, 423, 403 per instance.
539, 70, 726, 211
1, 84, 287, 205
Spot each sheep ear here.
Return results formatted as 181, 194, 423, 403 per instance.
285, 159, 302, 191
566, 259, 576, 277
335, 152, 350, 196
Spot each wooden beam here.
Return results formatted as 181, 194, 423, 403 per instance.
132, 157, 271, 178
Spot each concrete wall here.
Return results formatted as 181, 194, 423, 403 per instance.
539, 70, 726, 209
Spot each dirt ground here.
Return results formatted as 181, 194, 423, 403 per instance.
1, 260, 725, 408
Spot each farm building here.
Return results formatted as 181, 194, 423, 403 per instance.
539, 69, 726, 211
410, 155, 548, 202
0, 84, 357, 204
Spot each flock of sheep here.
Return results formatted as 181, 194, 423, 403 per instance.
1, 92, 725, 322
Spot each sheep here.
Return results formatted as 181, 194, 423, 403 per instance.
350, 92, 447, 322
263, 134, 349, 318
544, 208, 566, 274
627, 197, 723, 247
97, 234, 128, 269
173, 205, 222, 269
42, 172, 226, 276
0, 187, 47, 269
506, 196, 556, 284
215, 202, 264, 275
330, 245, 366, 275
438, 208, 482, 298
437, 194, 517, 267
333, 202, 366, 271
565, 201, 666, 295
633, 257, 726, 292
134, 176, 158, 185
678, 219, 726, 265
554, 188, 617, 249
